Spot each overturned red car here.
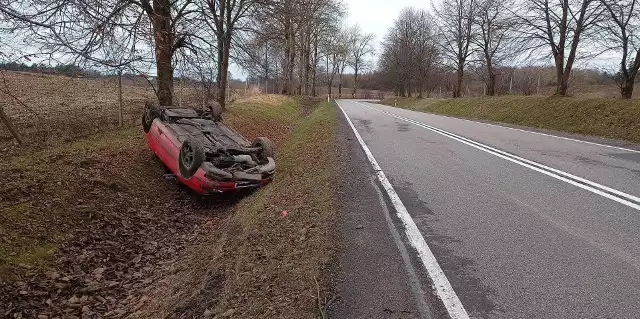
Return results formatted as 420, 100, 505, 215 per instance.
142, 102, 275, 194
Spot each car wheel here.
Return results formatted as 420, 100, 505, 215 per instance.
179, 138, 206, 179
252, 137, 274, 162
142, 100, 160, 133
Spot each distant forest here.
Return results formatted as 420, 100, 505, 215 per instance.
0, 62, 104, 77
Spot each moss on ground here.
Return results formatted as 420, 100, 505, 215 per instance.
380, 96, 640, 143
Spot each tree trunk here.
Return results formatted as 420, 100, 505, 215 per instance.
297, 50, 303, 95
454, 67, 463, 98
487, 71, 496, 96
288, 42, 296, 95
485, 55, 496, 96
303, 32, 311, 96
217, 35, 232, 110
621, 78, 635, 99
282, 18, 292, 95
352, 63, 358, 97
555, 55, 570, 96
553, 57, 565, 96
312, 33, 318, 96
152, 0, 174, 106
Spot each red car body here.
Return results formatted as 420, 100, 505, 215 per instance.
143, 107, 275, 194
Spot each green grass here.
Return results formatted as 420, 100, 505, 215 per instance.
4, 127, 139, 170
0, 202, 55, 272
0, 244, 56, 270
381, 96, 640, 143
227, 96, 300, 123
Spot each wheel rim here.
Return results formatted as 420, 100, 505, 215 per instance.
181, 144, 194, 167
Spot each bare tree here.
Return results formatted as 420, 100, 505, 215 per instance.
379, 7, 440, 98
379, 28, 405, 96
516, 0, 604, 96
473, 0, 517, 96
433, 0, 476, 98
411, 10, 439, 98
202, 0, 260, 110
321, 27, 348, 96
337, 30, 351, 97
347, 25, 375, 97
0, 0, 200, 106
599, 0, 640, 99
239, 0, 346, 96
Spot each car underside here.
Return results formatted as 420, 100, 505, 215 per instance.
142, 102, 275, 194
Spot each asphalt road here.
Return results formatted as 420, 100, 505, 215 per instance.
332, 99, 640, 318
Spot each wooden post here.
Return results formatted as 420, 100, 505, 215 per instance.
509, 73, 513, 95
0, 105, 22, 144
202, 83, 206, 110
537, 73, 541, 95
118, 70, 123, 127
179, 76, 184, 107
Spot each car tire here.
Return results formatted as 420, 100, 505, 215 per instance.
207, 101, 223, 122
142, 100, 160, 133
179, 138, 206, 179
252, 137, 274, 162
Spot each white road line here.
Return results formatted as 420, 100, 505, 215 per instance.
336, 100, 470, 319
359, 101, 640, 154
369, 177, 432, 319
352, 101, 640, 211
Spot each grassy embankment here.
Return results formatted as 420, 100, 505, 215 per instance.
1, 94, 338, 318
139, 97, 339, 318
381, 96, 640, 143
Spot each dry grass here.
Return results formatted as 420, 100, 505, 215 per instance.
381, 95, 640, 143
234, 94, 294, 106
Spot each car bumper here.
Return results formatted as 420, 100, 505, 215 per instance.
198, 177, 273, 193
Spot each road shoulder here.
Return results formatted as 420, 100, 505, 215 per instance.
327, 102, 442, 319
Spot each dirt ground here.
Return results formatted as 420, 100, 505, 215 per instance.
0, 126, 240, 317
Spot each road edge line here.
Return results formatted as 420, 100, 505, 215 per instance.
335, 100, 470, 319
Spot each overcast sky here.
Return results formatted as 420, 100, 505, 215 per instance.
345, 0, 432, 46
